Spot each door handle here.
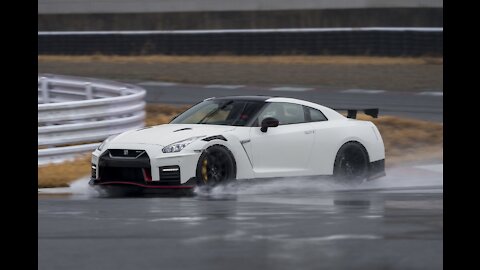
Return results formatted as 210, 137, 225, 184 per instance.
304, 130, 315, 134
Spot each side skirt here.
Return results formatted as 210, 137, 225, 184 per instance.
368, 159, 386, 181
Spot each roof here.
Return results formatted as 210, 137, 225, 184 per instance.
205, 96, 345, 120
208, 96, 274, 101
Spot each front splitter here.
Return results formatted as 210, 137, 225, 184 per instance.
89, 179, 196, 196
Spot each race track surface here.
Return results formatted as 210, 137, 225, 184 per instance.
38, 165, 443, 270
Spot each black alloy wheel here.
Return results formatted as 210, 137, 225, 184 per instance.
333, 142, 369, 183
196, 145, 236, 187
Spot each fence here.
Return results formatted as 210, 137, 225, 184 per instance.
38, 27, 443, 56
38, 74, 146, 165
38, 0, 443, 14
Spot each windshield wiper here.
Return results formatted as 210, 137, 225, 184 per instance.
197, 100, 233, 124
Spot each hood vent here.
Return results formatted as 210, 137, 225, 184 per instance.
173, 128, 192, 132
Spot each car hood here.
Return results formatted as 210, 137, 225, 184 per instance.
108, 124, 236, 146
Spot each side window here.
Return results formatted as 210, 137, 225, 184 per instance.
305, 107, 328, 122
256, 103, 306, 125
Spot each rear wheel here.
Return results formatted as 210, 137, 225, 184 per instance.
333, 142, 369, 183
196, 145, 236, 187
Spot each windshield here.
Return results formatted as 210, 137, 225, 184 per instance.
170, 99, 265, 126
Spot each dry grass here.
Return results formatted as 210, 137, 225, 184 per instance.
38, 55, 443, 65
38, 104, 442, 188
38, 154, 91, 188
357, 114, 443, 166
145, 104, 191, 126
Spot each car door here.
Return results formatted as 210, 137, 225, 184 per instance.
248, 102, 315, 178
303, 105, 335, 175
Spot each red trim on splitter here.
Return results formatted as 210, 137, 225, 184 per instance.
142, 168, 152, 182
99, 181, 194, 189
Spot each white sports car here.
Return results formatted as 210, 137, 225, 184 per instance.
89, 96, 385, 193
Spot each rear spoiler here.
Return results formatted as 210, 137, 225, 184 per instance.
333, 108, 379, 119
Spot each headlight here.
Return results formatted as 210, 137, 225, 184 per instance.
97, 134, 118, 151
162, 136, 205, 153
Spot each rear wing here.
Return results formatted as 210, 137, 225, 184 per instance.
333, 108, 379, 119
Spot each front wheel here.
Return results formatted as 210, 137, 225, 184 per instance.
196, 145, 236, 187
333, 142, 369, 183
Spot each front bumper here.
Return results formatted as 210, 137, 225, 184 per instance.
92, 144, 201, 184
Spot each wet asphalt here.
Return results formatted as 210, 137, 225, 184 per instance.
38, 174, 443, 270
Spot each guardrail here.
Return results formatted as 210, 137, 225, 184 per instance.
38, 74, 146, 165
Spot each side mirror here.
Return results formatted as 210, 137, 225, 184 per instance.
260, 117, 279, 133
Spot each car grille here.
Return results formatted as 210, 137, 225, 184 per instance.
98, 149, 151, 183
99, 167, 148, 183
108, 149, 146, 158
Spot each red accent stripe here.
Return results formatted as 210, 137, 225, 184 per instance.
99, 181, 194, 189
142, 168, 152, 182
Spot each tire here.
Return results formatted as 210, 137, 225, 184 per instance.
333, 142, 369, 183
195, 145, 236, 187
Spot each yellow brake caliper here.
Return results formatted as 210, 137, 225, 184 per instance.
201, 159, 208, 183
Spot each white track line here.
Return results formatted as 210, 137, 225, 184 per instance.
417, 91, 443, 96
139, 81, 178, 87
204, 85, 245, 89
414, 164, 443, 174
39, 28, 443, 35
341, 89, 386, 94
38, 187, 72, 194
270, 87, 313, 92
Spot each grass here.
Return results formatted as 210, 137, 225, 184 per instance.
358, 114, 442, 166
38, 104, 442, 188
145, 104, 191, 126
38, 55, 443, 91
39, 55, 443, 65
38, 154, 91, 188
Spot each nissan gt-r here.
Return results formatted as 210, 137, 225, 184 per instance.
89, 96, 385, 193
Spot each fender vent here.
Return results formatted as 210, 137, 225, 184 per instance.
202, 135, 227, 141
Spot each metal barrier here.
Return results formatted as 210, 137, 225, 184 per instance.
38, 74, 146, 165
